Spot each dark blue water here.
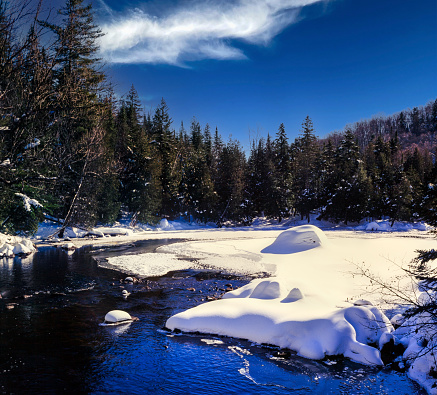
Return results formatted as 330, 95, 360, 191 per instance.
0, 242, 425, 394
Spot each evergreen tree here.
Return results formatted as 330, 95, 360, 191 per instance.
41, 0, 109, 230
292, 116, 320, 221
116, 86, 160, 224
322, 130, 371, 223
152, 98, 178, 218
178, 117, 216, 222
215, 139, 247, 225
245, 137, 276, 219
272, 123, 293, 221
410, 107, 421, 136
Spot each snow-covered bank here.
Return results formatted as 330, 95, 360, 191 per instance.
160, 225, 436, 394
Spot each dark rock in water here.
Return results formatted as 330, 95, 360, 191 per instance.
274, 350, 291, 359
381, 338, 405, 365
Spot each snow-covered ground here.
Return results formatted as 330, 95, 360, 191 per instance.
2, 217, 436, 393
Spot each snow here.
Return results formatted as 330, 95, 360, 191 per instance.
105, 253, 198, 277
24, 216, 437, 393
148, 224, 434, 393
102, 310, 133, 325
0, 233, 36, 257
15, 193, 43, 212
24, 138, 40, 150
165, 226, 405, 366
260, 224, 327, 253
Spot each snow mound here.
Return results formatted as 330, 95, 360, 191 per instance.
223, 278, 287, 300
166, 290, 390, 366
261, 225, 328, 254
0, 233, 36, 258
358, 220, 430, 232
223, 278, 304, 302
105, 310, 132, 323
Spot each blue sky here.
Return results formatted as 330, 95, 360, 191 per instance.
94, 0, 437, 148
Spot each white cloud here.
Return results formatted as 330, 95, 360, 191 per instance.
98, 0, 326, 65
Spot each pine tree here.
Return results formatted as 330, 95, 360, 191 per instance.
0, 1, 55, 234
152, 98, 178, 218
292, 116, 320, 221
322, 130, 371, 223
272, 123, 293, 221
245, 137, 276, 219
41, 0, 109, 230
215, 139, 247, 225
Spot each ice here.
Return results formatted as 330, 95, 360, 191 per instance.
106, 253, 198, 277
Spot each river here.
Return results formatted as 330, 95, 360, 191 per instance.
0, 241, 426, 394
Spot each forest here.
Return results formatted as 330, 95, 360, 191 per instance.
1, 0, 437, 235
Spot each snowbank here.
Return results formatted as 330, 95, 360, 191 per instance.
358, 219, 430, 232
391, 292, 437, 395
165, 224, 436, 384
0, 233, 36, 257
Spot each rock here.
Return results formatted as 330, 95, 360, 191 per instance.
124, 276, 134, 283
104, 310, 138, 325
353, 299, 374, 307
380, 335, 405, 365
122, 290, 130, 298
61, 242, 76, 251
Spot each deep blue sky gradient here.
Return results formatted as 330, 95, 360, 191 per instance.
97, 0, 437, 148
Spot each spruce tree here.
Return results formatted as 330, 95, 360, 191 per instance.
215, 139, 247, 225
322, 130, 371, 223
272, 123, 293, 221
152, 98, 178, 218
292, 116, 320, 222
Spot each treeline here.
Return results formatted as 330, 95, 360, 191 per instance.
0, 0, 436, 235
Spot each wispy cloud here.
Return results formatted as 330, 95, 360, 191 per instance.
98, 0, 326, 65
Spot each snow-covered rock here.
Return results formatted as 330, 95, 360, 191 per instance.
353, 299, 374, 306
0, 233, 36, 258
94, 227, 134, 236
261, 225, 328, 254
60, 243, 76, 250
366, 222, 381, 231
103, 310, 133, 325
